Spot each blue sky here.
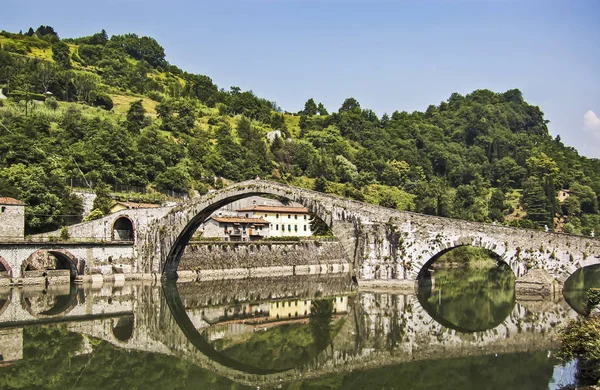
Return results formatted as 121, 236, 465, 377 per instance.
3, 0, 599, 157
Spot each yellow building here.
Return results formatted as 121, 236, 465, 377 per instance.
110, 201, 160, 214
269, 296, 348, 320
236, 205, 312, 237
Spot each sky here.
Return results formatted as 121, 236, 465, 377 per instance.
2, 0, 599, 158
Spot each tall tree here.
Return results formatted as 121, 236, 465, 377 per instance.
303, 98, 318, 116
126, 100, 146, 133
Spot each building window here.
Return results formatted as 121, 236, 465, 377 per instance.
295, 215, 297, 220
304, 215, 307, 220
294, 225, 298, 232
1, 206, 5, 213
276, 224, 279, 230
245, 213, 249, 217
304, 225, 307, 231
276, 214, 279, 218
288, 214, 291, 219
288, 225, 291, 231
265, 214, 268, 217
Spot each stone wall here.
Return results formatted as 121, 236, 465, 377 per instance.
0, 204, 24, 241
179, 240, 348, 271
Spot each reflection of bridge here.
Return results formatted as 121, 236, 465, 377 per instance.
2, 180, 595, 287
0, 277, 579, 387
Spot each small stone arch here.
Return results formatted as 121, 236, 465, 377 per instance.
112, 314, 135, 341
21, 249, 80, 280
0, 256, 12, 278
21, 284, 78, 319
415, 237, 510, 281
112, 215, 135, 242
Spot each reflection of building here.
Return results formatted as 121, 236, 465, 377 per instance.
0, 328, 23, 365
237, 205, 312, 237
201, 216, 270, 241
269, 296, 348, 320
0, 197, 25, 240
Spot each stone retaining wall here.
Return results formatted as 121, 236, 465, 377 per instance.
179, 240, 348, 271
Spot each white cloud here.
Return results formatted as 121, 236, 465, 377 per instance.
583, 110, 600, 137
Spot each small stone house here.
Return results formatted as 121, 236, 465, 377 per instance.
201, 216, 270, 241
0, 197, 25, 240
557, 189, 570, 203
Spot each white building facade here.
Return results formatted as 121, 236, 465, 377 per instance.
236, 205, 312, 237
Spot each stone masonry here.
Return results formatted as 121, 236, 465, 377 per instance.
140, 180, 600, 284
1, 180, 599, 285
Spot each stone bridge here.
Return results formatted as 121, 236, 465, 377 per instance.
0, 278, 579, 387
9, 180, 600, 284
139, 180, 600, 284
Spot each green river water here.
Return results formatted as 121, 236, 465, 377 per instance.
0, 258, 597, 389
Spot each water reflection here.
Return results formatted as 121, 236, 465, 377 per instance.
563, 264, 600, 315
0, 274, 583, 389
418, 254, 516, 332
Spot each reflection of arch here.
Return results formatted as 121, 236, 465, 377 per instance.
0, 256, 12, 277
22, 284, 78, 318
416, 246, 515, 333
112, 315, 135, 341
112, 216, 135, 242
159, 187, 336, 278
563, 264, 600, 315
416, 240, 508, 281
22, 249, 80, 279
162, 281, 293, 375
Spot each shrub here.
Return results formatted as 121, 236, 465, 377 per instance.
588, 288, 600, 311
83, 208, 104, 222
59, 226, 70, 240
45, 96, 58, 110
88, 91, 113, 110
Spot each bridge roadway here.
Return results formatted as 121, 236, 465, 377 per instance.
0, 277, 579, 387
2, 180, 599, 285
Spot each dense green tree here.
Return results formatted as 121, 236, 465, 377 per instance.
489, 189, 507, 222
126, 99, 146, 133
303, 98, 318, 116
522, 177, 552, 228
317, 102, 328, 115
51, 41, 71, 69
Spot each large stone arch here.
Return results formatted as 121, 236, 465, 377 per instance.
112, 215, 135, 242
21, 249, 81, 279
0, 255, 12, 277
141, 181, 357, 278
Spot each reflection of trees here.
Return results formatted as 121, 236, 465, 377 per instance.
418, 248, 516, 332
310, 299, 334, 352
210, 298, 340, 371
293, 351, 556, 390
563, 265, 600, 315
0, 325, 253, 390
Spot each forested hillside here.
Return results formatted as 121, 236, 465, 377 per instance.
0, 26, 598, 236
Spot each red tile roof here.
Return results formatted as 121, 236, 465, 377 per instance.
212, 216, 269, 224
236, 205, 309, 214
0, 197, 25, 206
